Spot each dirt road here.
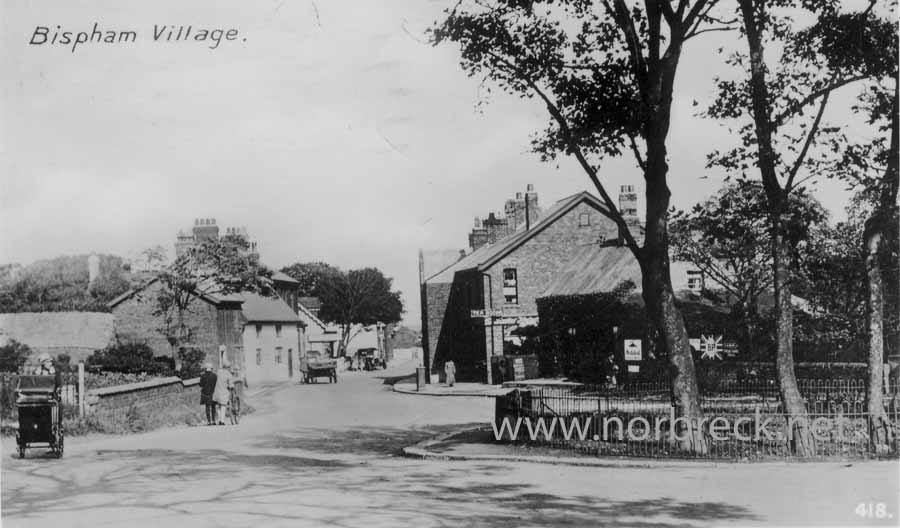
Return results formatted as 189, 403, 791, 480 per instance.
2, 361, 897, 527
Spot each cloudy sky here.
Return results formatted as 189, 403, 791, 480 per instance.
0, 0, 870, 325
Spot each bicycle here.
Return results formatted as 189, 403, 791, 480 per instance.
228, 386, 241, 425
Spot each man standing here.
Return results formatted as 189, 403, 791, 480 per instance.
199, 363, 217, 426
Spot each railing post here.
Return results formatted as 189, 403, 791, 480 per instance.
78, 362, 86, 417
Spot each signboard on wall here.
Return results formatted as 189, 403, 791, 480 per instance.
627, 364, 640, 373
624, 339, 642, 361
512, 357, 525, 381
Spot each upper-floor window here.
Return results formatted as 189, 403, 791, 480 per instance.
687, 270, 703, 293
275, 324, 283, 338
578, 213, 591, 227
255, 324, 262, 338
255, 348, 262, 365
503, 268, 518, 304
275, 347, 283, 364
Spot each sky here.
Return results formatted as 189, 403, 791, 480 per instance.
0, 0, 873, 326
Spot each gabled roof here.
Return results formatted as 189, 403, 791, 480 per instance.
107, 277, 244, 309
296, 301, 338, 333
426, 192, 612, 283
299, 296, 322, 311
271, 270, 299, 284
240, 292, 300, 323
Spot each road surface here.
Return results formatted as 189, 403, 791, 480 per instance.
2, 361, 897, 527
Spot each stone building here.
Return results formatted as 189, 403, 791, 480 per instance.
108, 279, 246, 371
422, 189, 637, 383
240, 292, 304, 384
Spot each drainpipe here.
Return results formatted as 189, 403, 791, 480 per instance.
482, 271, 494, 385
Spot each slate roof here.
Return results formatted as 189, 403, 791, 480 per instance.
0, 312, 115, 349
298, 297, 322, 311
240, 292, 300, 323
271, 270, 299, 284
426, 192, 613, 283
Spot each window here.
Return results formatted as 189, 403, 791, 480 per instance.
502, 268, 518, 304
687, 270, 703, 293
275, 324, 282, 338
255, 348, 262, 365
578, 213, 591, 226
255, 324, 262, 338
275, 347, 283, 364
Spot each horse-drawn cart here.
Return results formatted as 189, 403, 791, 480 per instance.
300, 355, 337, 384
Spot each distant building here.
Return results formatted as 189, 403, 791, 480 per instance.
175, 218, 259, 258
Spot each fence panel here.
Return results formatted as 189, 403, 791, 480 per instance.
495, 378, 900, 460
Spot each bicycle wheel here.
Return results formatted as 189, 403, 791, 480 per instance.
230, 396, 240, 425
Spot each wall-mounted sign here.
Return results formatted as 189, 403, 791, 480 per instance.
627, 365, 640, 373
470, 308, 504, 318
721, 341, 739, 357
700, 335, 723, 360
624, 339, 642, 361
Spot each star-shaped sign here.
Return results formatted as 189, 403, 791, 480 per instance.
700, 334, 722, 360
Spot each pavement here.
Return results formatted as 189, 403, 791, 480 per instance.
392, 381, 514, 397
392, 377, 585, 397
2, 359, 898, 527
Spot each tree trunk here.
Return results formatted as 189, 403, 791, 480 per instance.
864, 80, 899, 454
772, 220, 815, 456
641, 128, 707, 454
738, 0, 814, 456
864, 223, 894, 452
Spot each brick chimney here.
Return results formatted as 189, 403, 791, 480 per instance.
468, 216, 489, 251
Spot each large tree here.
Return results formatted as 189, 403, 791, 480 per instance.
670, 180, 825, 356
316, 267, 404, 357
432, 0, 729, 452
824, 82, 899, 450
708, 0, 892, 455
280, 262, 344, 298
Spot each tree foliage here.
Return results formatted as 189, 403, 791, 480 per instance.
0, 339, 31, 373
0, 254, 132, 313
280, 262, 344, 298
316, 267, 404, 355
148, 237, 274, 352
671, 180, 826, 312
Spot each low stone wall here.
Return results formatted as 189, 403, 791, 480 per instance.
85, 376, 201, 418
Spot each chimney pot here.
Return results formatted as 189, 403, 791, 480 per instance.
516, 192, 523, 200
474, 217, 480, 228
527, 184, 534, 192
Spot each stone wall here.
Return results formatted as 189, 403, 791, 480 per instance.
85, 376, 200, 418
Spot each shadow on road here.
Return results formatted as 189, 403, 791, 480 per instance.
4, 445, 760, 528
376, 372, 416, 386
253, 424, 477, 456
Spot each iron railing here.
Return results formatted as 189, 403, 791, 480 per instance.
494, 379, 900, 460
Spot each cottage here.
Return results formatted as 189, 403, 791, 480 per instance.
240, 292, 303, 385
108, 278, 245, 371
